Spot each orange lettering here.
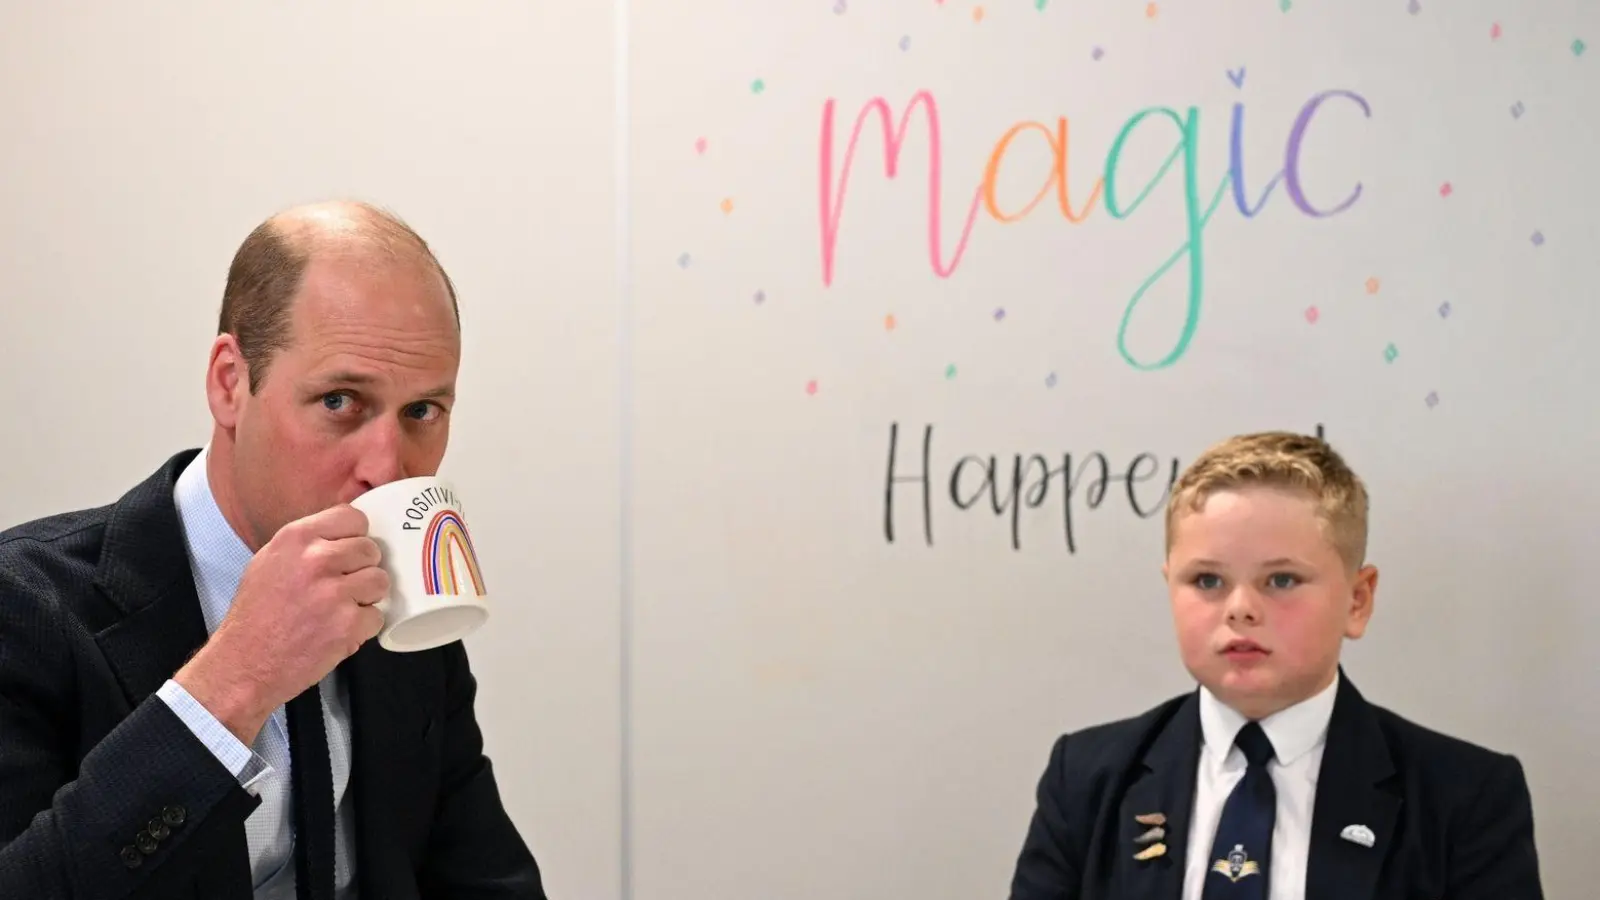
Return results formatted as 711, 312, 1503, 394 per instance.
982, 118, 1103, 224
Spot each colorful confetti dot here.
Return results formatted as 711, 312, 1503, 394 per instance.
1045, 372, 1058, 388
1305, 306, 1320, 324
1531, 230, 1545, 246
884, 313, 896, 330
1439, 182, 1453, 197
1227, 67, 1247, 88
1035, 0, 1048, 9
677, 252, 691, 268
1574, 39, 1587, 57
899, 35, 910, 50
1384, 343, 1399, 363
1091, 46, 1105, 60
1145, 2, 1158, 18
1425, 391, 1439, 408
720, 198, 734, 214
972, 6, 984, 22
806, 380, 818, 395
1279, 0, 1291, 11
694, 137, 707, 154
1490, 23, 1501, 40
751, 79, 765, 94
944, 363, 957, 379
1407, 0, 1421, 14
833, 0, 846, 13
1511, 101, 1525, 119
993, 307, 1006, 322
754, 290, 765, 304
1365, 277, 1381, 294
1438, 301, 1451, 318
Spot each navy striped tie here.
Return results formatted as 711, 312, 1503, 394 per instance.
286, 684, 336, 900
1201, 722, 1276, 900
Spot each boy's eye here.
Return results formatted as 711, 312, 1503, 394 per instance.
1193, 573, 1223, 591
1267, 572, 1300, 590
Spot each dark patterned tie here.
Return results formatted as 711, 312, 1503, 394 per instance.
1201, 722, 1276, 900
286, 684, 336, 900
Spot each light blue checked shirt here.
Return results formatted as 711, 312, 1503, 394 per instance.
153, 445, 358, 898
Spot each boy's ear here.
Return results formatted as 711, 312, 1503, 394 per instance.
1344, 564, 1379, 639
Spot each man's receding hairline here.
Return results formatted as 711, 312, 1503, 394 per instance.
265, 201, 438, 269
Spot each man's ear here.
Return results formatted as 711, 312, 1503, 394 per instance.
206, 335, 248, 430
1344, 564, 1379, 639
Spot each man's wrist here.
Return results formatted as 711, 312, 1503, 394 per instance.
173, 646, 272, 747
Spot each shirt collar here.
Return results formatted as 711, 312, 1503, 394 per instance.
1198, 669, 1339, 767
171, 444, 254, 635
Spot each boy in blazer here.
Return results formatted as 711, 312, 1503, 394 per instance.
1007, 431, 1542, 900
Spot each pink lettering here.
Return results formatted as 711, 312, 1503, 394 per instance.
818, 91, 983, 286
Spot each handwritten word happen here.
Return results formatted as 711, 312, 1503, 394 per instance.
820, 89, 1372, 370
881, 422, 1326, 552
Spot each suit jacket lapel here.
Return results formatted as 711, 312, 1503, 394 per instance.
1305, 674, 1401, 900
343, 638, 435, 899
1115, 692, 1202, 900
91, 450, 210, 713
89, 450, 254, 892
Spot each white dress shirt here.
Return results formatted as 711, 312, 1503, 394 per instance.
153, 444, 358, 898
1182, 671, 1339, 900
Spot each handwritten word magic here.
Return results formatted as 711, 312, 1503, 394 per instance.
820, 89, 1373, 370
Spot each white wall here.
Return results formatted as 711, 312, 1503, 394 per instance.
3, 2, 1596, 898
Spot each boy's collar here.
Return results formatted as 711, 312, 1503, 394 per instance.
1198, 669, 1340, 767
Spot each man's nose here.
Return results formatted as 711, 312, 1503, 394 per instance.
354, 419, 408, 490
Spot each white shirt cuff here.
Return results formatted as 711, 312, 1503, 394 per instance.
155, 678, 275, 793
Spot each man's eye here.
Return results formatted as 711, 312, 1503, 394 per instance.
405, 402, 442, 421
322, 393, 351, 412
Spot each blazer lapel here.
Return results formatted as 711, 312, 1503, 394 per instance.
1305, 674, 1401, 900
1115, 692, 1202, 900
89, 449, 254, 891
91, 450, 210, 712
343, 638, 436, 899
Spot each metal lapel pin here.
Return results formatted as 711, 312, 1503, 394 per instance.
1340, 824, 1376, 848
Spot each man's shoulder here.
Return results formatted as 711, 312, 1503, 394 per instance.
0, 502, 114, 592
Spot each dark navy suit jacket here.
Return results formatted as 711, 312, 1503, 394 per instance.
0, 449, 545, 899
1008, 672, 1543, 900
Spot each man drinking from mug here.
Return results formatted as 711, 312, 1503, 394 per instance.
0, 200, 546, 899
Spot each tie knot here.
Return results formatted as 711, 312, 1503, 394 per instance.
1235, 721, 1275, 767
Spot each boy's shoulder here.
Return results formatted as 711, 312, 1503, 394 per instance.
1362, 693, 1525, 776
1040, 689, 1196, 777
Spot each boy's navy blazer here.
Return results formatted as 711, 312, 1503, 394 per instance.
1009, 671, 1542, 900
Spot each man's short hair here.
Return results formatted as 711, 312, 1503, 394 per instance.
216, 201, 459, 392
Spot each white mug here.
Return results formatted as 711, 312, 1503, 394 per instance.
349, 475, 490, 653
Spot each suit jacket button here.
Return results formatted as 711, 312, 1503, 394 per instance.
119, 846, 142, 869
161, 805, 186, 827
135, 832, 158, 854
147, 818, 170, 841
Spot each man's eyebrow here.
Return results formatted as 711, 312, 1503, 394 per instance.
311, 371, 455, 400
312, 370, 378, 388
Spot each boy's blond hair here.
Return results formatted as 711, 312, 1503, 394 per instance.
1165, 431, 1369, 571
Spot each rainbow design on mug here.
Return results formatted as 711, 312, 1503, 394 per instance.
421, 508, 488, 596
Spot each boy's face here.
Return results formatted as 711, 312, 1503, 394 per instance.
1163, 485, 1377, 720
